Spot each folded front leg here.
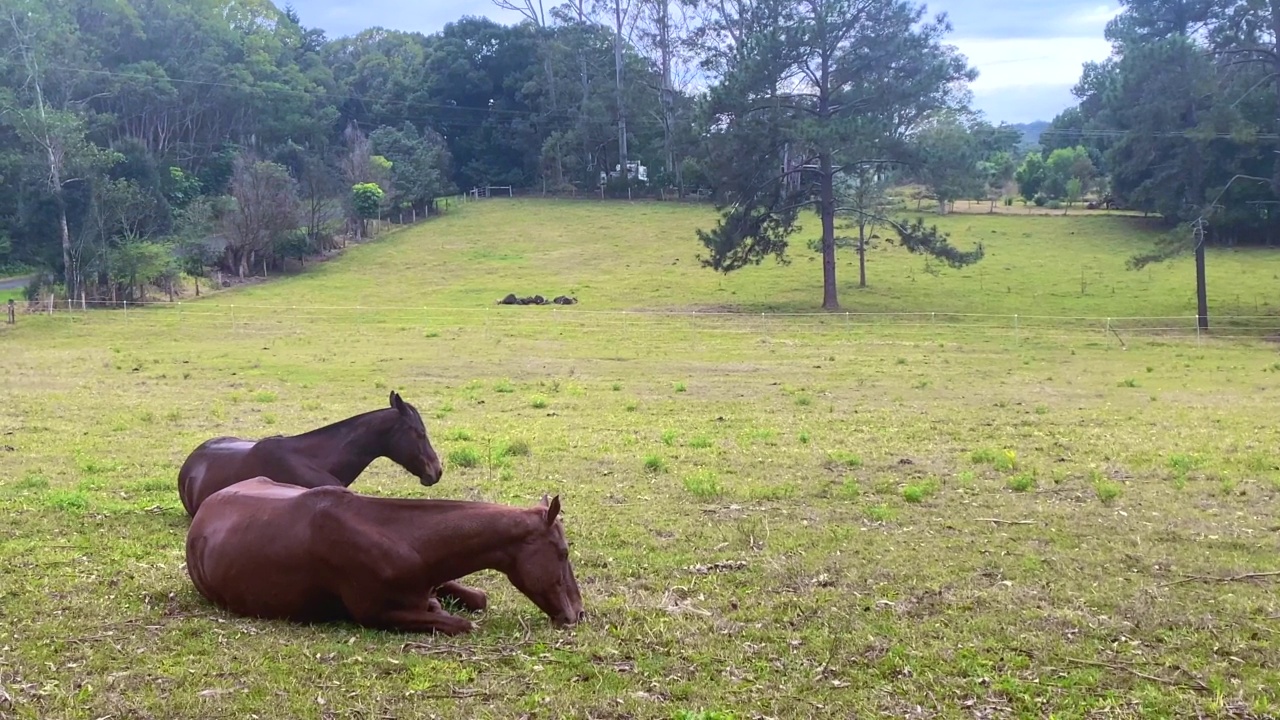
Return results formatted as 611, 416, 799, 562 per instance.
362, 602, 477, 635
436, 580, 488, 612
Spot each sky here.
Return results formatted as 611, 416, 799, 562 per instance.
281, 0, 1121, 125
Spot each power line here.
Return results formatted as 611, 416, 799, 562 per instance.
1038, 128, 1280, 141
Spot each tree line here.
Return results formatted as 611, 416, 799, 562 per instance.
7, 0, 1265, 312
1040, 0, 1279, 253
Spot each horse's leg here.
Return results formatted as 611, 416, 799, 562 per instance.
357, 599, 477, 635
435, 580, 488, 612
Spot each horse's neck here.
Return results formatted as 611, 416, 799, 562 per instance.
402, 504, 533, 579
293, 410, 391, 484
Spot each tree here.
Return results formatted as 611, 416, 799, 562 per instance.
370, 122, 455, 218
1015, 153, 1048, 202
1065, 0, 1280, 329
835, 165, 891, 287
981, 151, 1017, 211
1043, 146, 1096, 200
911, 113, 985, 215
351, 182, 384, 239
634, 0, 700, 190
0, 2, 120, 298
597, 0, 638, 183
1064, 177, 1083, 212
220, 156, 300, 278
693, 0, 982, 309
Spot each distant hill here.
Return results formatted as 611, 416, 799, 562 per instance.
1010, 120, 1050, 148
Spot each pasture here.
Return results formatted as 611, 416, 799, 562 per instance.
2, 199, 1280, 719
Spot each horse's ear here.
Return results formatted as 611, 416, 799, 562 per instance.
545, 495, 561, 526
390, 391, 407, 414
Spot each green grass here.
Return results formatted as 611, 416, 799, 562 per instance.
2, 199, 1280, 718
163, 199, 1280, 326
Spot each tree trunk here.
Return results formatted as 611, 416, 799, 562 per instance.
544, 49, 563, 186
614, 0, 628, 183
1195, 238, 1209, 330
818, 48, 837, 310
820, 153, 838, 310
657, 0, 675, 180
858, 222, 867, 288
56, 195, 73, 297
1272, 0, 1280, 197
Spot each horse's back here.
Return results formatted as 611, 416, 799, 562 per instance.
177, 436, 261, 517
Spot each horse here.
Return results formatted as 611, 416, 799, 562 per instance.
177, 390, 483, 612
177, 390, 442, 517
184, 477, 585, 634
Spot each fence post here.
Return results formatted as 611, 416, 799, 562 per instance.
6, 299, 13, 324
1014, 314, 1019, 344
1106, 318, 1111, 338
1195, 317, 1201, 345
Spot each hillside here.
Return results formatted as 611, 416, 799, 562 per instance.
201, 199, 1277, 325
5, 196, 1280, 719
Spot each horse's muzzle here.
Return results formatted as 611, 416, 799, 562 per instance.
554, 609, 586, 627
419, 459, 443, 486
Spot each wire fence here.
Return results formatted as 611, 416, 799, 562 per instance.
7, 296, 1279, 349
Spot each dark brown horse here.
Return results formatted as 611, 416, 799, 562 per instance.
185, 477, 585, 634
177, 391, 442, 518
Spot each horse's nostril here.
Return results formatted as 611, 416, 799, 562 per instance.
577, 610, 587, 622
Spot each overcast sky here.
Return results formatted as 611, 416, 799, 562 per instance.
280, 0, 1120, 125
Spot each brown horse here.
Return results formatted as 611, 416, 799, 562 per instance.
177, 390, 442, 517
177, 390, 486, 611
185, 477, 585, 634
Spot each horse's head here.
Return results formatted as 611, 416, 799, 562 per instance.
385, 391, 443, 486
505, 494, 585, 628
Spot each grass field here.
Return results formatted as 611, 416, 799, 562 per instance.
3, 199, 1280, 719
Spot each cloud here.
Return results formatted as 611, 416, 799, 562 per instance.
948, 35, 1113, 121
931, 0, 1121, 40
953, 37, 1113, 90
969, 84, 1085, 124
